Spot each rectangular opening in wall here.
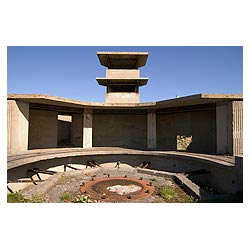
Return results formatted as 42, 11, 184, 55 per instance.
57, 114, 72, 147
177, 135, 192, 151
108, 84, 137, 93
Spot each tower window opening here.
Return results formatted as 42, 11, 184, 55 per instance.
108, 85, 138, 93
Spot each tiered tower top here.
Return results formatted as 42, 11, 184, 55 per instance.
97, 52, 148, 69
96, 52, 149, 103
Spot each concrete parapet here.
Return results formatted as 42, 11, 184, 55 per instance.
8, 147, 237, 196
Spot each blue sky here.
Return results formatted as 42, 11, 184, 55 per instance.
7, 46, 243, 103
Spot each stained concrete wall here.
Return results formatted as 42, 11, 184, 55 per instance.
71, 114, 83, 147
157, 110, 216, 153
216, 102, 232, 154
7, 100, 29, 154
232, 101, 243, 155
105, 92, 139, 103
28, 109, 58, 149
147, 110, 157, 149
216, 101, 243, 155
93, 114, 147, 148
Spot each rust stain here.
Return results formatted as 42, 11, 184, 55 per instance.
80, 176, 155, 202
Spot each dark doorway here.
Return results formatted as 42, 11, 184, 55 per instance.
57, 115, 72, 147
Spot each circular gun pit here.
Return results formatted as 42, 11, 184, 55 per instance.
80, 176, 155, 202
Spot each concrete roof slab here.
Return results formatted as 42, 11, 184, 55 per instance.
97, 52, 148, 69
96, 78, 149, 86
7, 93, 243, 110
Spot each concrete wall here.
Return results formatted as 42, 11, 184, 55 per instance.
216, 101, 243, 155
216, 102, 232, 154
232, 101, 243, 155
93, 114, 147, 148
157, 110, 216, 153
71, 114, 83, 147
234, 155, 243, 193
106, 69, 140, 78
8, 153, 241, 195
147, 110, 157, 149
7, 100, 29, 154
105, 92, 140, 103
28, 109, 58, 149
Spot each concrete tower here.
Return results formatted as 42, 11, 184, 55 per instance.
96, 52, 148, 103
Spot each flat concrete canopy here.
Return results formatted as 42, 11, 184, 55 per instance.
97, 52, 148, 69
96, 78, 149, 87
8, 93, 243, 111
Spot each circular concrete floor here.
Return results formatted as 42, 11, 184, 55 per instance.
17, 162, 194, 203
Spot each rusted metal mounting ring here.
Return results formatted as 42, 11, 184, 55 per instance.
80, 176, 155, 202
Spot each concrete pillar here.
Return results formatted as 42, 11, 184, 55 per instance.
83, 109, 93, 148
216, 101, 243, 155
232, 101, 243, 156
147, 109, 157, 149
7, 100, 29, 154
71, 114, 83, 147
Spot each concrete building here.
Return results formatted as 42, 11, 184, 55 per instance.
7, 51, 243, 156
7, 51, 244, 198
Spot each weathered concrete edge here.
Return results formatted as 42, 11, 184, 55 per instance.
7, 149, 235, 170
137, 168, 207, 200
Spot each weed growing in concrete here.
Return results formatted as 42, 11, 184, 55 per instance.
184, 195, 196, 203
159, 186, 176, 199
60, 192, 74, 202
28, 194, 45, 203
7, 192, 26, 203
150, 178, 157, 182
7, 192, 45, 203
